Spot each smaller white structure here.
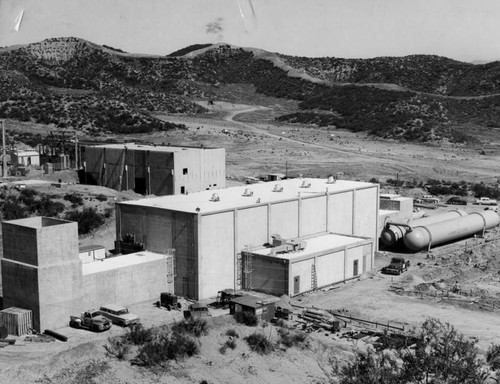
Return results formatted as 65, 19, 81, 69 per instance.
79, 245, 106, 264
11, 150, 40, 167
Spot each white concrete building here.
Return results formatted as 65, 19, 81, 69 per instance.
116, 177, 379, 300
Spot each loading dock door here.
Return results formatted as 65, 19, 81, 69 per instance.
353, 260, 359, 276
293, 276, 300, 295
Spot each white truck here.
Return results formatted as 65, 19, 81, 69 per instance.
473, 197, 498, 206
70, 309, 112, 332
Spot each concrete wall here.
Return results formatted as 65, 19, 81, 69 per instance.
82, 259, 170, 308
1, 218, 82, 332
328, 191, 353, 234
242, 253, 288, 294
116, 205, 197, 299
270, 201, 299, 239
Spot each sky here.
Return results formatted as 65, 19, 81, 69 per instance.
1, 0, 500, 62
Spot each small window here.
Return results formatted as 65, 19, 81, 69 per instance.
183, 168, 188, 175
181, 186, 185, 194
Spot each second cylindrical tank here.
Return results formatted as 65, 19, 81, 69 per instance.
403, 210, 499, 251
380, 209, 467, 247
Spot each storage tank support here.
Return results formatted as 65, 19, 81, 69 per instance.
470, 211, 487, 237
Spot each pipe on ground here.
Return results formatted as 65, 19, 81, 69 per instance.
403, 210, 499, 251
380, 209, 467, 247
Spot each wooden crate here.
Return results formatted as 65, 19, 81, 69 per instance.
0, 307, 33, 336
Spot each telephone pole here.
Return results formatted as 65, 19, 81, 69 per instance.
1, 120, 6, 178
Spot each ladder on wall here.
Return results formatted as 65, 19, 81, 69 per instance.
311, 263, 317, 290
165, 248, 176, 284
236, 253, 242, 290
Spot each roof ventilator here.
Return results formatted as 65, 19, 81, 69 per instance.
300, 180, 311, 188
327, 175, 336, 184
273, 184, 283, 192
242, 188, 254, 197
210, 193, 220, 202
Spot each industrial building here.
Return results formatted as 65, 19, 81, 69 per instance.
10, 149, 40, 167
1, 217, 173, 332
82, 143, 226, 195
115, 177, 379, 300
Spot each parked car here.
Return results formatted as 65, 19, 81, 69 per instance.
473, 197, 498, 206
381, 257, 410, 275
422, 195, 439, 204
446, 196, 467, 205
99, 304, 140, 327
183, 303, 211, 320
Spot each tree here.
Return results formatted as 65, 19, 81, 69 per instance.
337, 318, 493, 384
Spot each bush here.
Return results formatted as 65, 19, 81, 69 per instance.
277, 328, 309, 349
96, 193, 107, 202
64, 193, 84, 206
225, 329, 239, 338
64, 207, 105, 234
104, 336, 131, 360
136, 332, 199, 366
172, 318, 209, 338
234, 311, 258, 326
126, 323, 153, 345
1, 198, 28, 220
219, 338, 237, 354
487, 344, 500, 371
244, 332, 274, 355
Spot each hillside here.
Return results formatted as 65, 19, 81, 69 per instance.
3, 37, 500, 143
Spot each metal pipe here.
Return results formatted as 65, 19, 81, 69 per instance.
403, 210, 500, 251
380, 209, 467, 247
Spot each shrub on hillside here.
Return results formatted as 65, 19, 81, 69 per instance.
104, 336, 131, 360
64, 207, 105, 234
1, 198, 28, 220
277, 328, 309, 349
64, 193, 84, 206
135, 332, 199, 366
126, 323, 153, 345
171, 318, 209, 338
244, 332, 274, 355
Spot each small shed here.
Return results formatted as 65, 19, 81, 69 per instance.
79, 245, 106, 263
11, 150, 40, 167
0, 307, 33, 336
229, 294, 277, 322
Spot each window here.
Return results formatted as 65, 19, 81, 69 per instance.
183, 168, 188, 175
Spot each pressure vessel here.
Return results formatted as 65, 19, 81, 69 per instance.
380, 210, 467, 247
403, 210, 499, 251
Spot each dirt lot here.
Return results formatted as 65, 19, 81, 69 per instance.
1, 100, 500, 383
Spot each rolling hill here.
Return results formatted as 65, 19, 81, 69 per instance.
2, 37, 500, 143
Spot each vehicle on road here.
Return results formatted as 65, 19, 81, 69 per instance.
99, 304, 140, 326
446, 196, 467, 205
381, 257, 411, 275
69, 310, 111, 332
473, 197, 498, 206
422, 195, 439, 204
183, 303, 211, 320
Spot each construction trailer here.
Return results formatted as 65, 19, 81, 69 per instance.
229, 294, 278, 322
242, 233, 373, 297
115, 177, 379, 300
1, 217, 173, 332
82, 143, 226, 195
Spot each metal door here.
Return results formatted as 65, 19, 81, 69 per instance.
293, 276, 300, 295
353, 260, 359, 276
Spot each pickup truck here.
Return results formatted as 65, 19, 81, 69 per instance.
473, 197, 498, 206
70, 310, 111, 332
381, 257, 410, 275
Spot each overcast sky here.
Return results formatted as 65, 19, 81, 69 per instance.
1, 0, 500, 62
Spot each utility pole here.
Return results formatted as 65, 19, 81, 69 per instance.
1, 120, 6, 178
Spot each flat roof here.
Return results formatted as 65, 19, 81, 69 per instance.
119, 178, 376, 214
82, 250, 165, 275
87, 143, 222, 153
251, 233, 368, 261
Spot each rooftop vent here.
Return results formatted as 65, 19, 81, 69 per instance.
327, 175, 336, 184
256, 198, 261, 203
272, 184, 283, 192
242, 188, 253, 197
210, 193, 220, 202
300, 180, 311, 188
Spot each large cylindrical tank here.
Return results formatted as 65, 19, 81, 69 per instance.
380, 210, 467, 247
403, 210, 500, 251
